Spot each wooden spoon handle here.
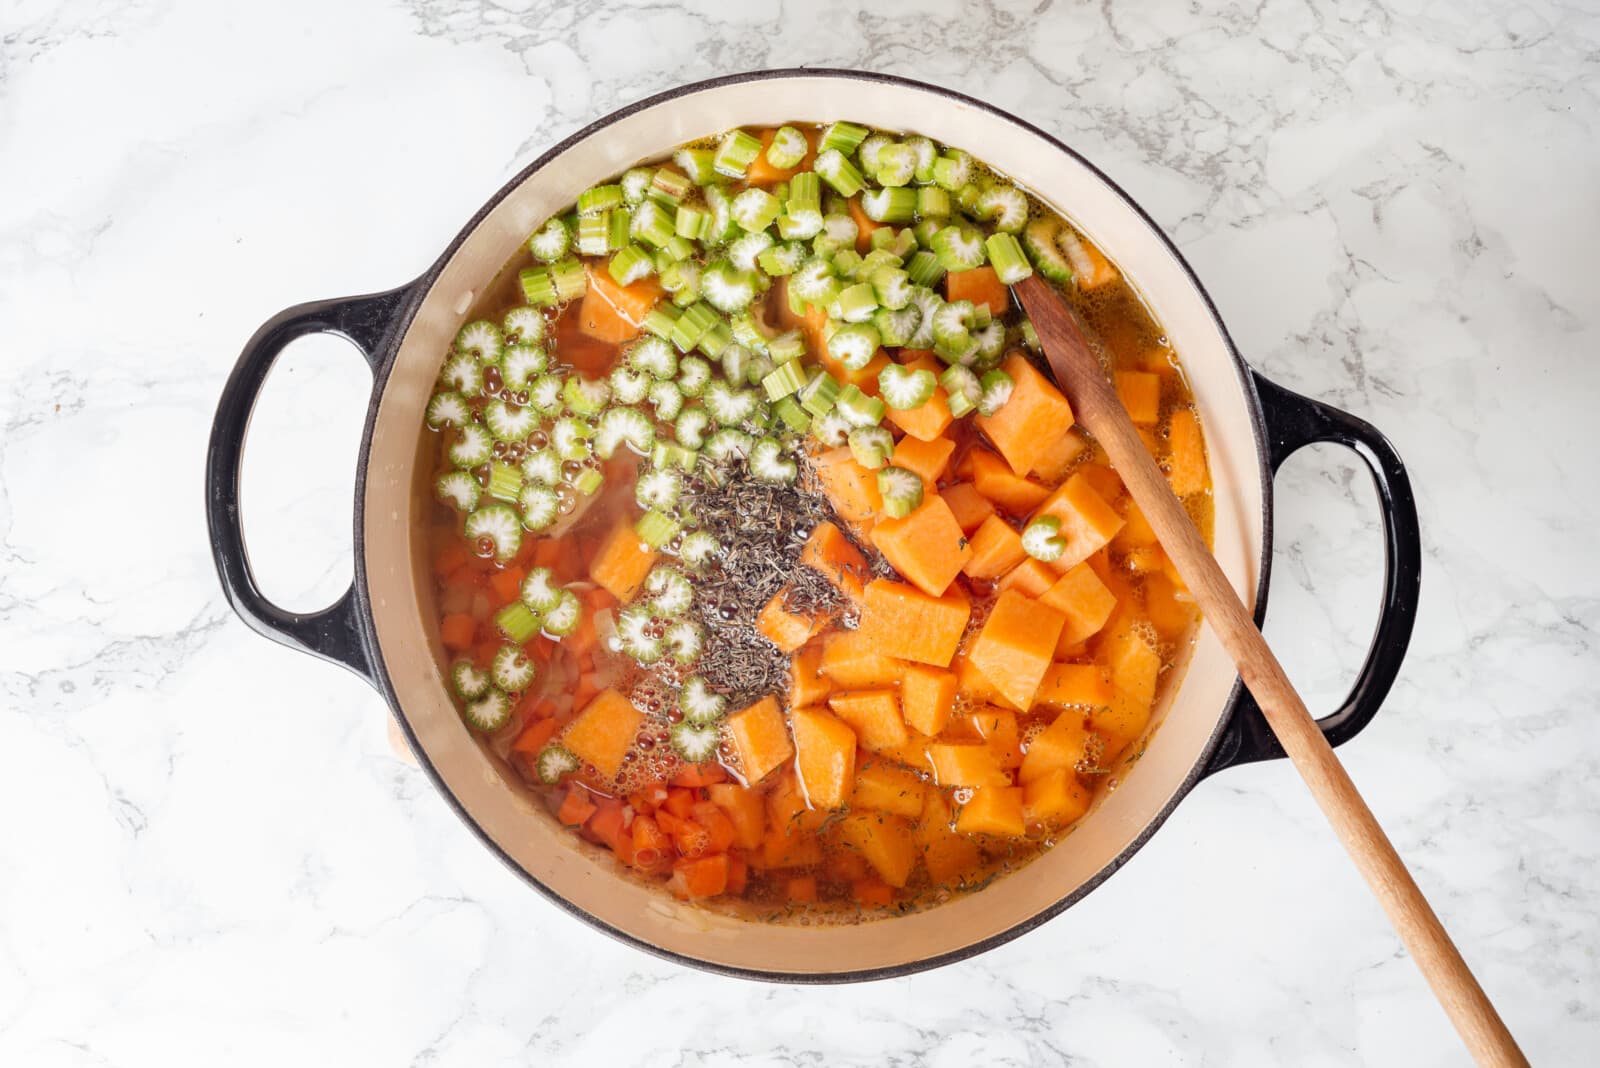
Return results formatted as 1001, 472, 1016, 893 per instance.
1013, 275, 1525, 1067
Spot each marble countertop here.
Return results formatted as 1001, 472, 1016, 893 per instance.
2, 0, 1595, 1063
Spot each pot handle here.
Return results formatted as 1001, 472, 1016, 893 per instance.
1202, 372, 1422, 775
205, 285, 414, 687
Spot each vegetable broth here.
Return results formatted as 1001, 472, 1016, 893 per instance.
418, 121, 1212, 920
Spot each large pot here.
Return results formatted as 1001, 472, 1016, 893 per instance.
206, 70, 1420, 981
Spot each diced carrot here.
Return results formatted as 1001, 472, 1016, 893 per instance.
588, 519, 658, 601
1115, 371, 1162, 425
691, 800, 739, 854
941, 481, 996, 534
968, 707, 1023, 769
1030, 428, 1088, 485
656, 808, 712, 858
745, 126, 817, 184
973, 352, 1076, 478
571, 671, 601, 711
631, 814, 673, 869
1034, 662, 1114, 713
785, 874, 819, 902
837, 812, 919, 887
669, 853, 730, 899
927, 743, 1010, 788
1039, 562, 1119, 645
847, 195, 883, 252
856, 577, 970, 667
961, 514, 1028, 581
1144, 572, 1198, 641
1019, 708, 1101, 784
562, 689, 645, 780
869, 494, 972, 597
579, 263, 662, 344
706, 783, 766, 850
885, 353, 954, 441
969, 448, 1052, 516
486, 565, 524, 606
788, 641, 833, 707
798, 521, 870, 604
511, 715, 561, 756
556, 787, 598, 827
471, 636, 500, 670
662, 787, 697, 820
968, 589, 1068, 710
587, 798, 627, 849
757, 590, 828, 653
851, 877, 895, 907
725, 695, 794, 786
531, 538, 565, 571
791, 705, 858, 809
439, 613, 477, 652
670, 763, 728, 788
433, 540, 470, 578
944, 266, 1011, 316
1032, 471, 1126, 572
817, 343, 891, 393
813, 450, 883, 527
900, 663, 958, 736
818, 628, 904, 688
1024, 769, 1094, 828
997, 558, 1057, 598
954, 786, 1026, 837
827, 690, 909, 754
890, 433, 956, 484
1166, 407, 1208, 496
849, 761, 928, 817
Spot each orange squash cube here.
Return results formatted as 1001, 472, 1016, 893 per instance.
974, 352, 1076, 478
1039, 562, 1119, 645
1115, 371, 1162, 425
562, 689, 644, 780
1024, 768, 1094, 828
968, 589, 1068, 710
900, 663, 958, 736
856, 578, 970, 667
1032, 471, 1125, 572
837, 812, 919, 887
927, 743, 1010, 788
962, 514, 1029, 581
1019, 708, 1101, 784
791, 706, 858, 809
954, 786, 1026, 837
827, 690, 909, 754
849, 761, 928, 817
725, 696, 794, 786
869, 494, 973, 597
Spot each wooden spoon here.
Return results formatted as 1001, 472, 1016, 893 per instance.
1012, 274, 1526, 1067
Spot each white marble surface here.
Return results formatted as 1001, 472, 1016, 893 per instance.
2, 0, 1595, 1063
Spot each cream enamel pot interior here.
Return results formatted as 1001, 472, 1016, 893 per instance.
207, 70, 1421, 981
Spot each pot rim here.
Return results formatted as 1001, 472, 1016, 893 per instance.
353, 67, 1272, 982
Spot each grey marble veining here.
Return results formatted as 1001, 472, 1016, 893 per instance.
0, 0, 1595, 1063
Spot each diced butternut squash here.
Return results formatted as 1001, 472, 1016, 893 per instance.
706, 783, 767, 849
1099, 622, 1160, 709
968, 707, 1023, 769
827, 690, 909, 754
837, 812, 919, 887
788, 642, 833, 708
1034, 662, 1114, 712
885, 353, 954, 441
819, 628, 904, 689
1019, 708, 1100, 783
668, 853, 730, 899
1024, 769, 1094, 828
890, 432, 956, 484
1030, 427, 1088, 484
955, 786, 1026, 837
974, 352, 1076, 477
725, 695, 794, 785
900, 663, 958, 736
1039, 562, 1119, 645
944, 266, 1012, 316
952, 650, 1018, 710
588, 520, 659, 601
562, 689, 644, 780
1115, 371, 1162, 424
814, 451, 883, 526
869, 494, 972, 597
940, 481, 996, 534
856, 577, 970, 667
1166, 407, 1207, 496
579, 264, 662, 344
927, 743, 1009, 788
997, 558, 1057, 599
969, 448, 1052, 515
917, 791, 985, 884
799, 520, 870, 604
757, 590, 827, 653
1032, 471, 1126, 572
849, 761, 927, 817
1112, 498, 1159, 552
1078, 463, 1124, 505
1092, 690, 1152, 760
791, 705, 857, 809
961, 514, 1028, 580
756, 770, 826, 869
968, 589, 1068, 710
1144, 572, 1198, 641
